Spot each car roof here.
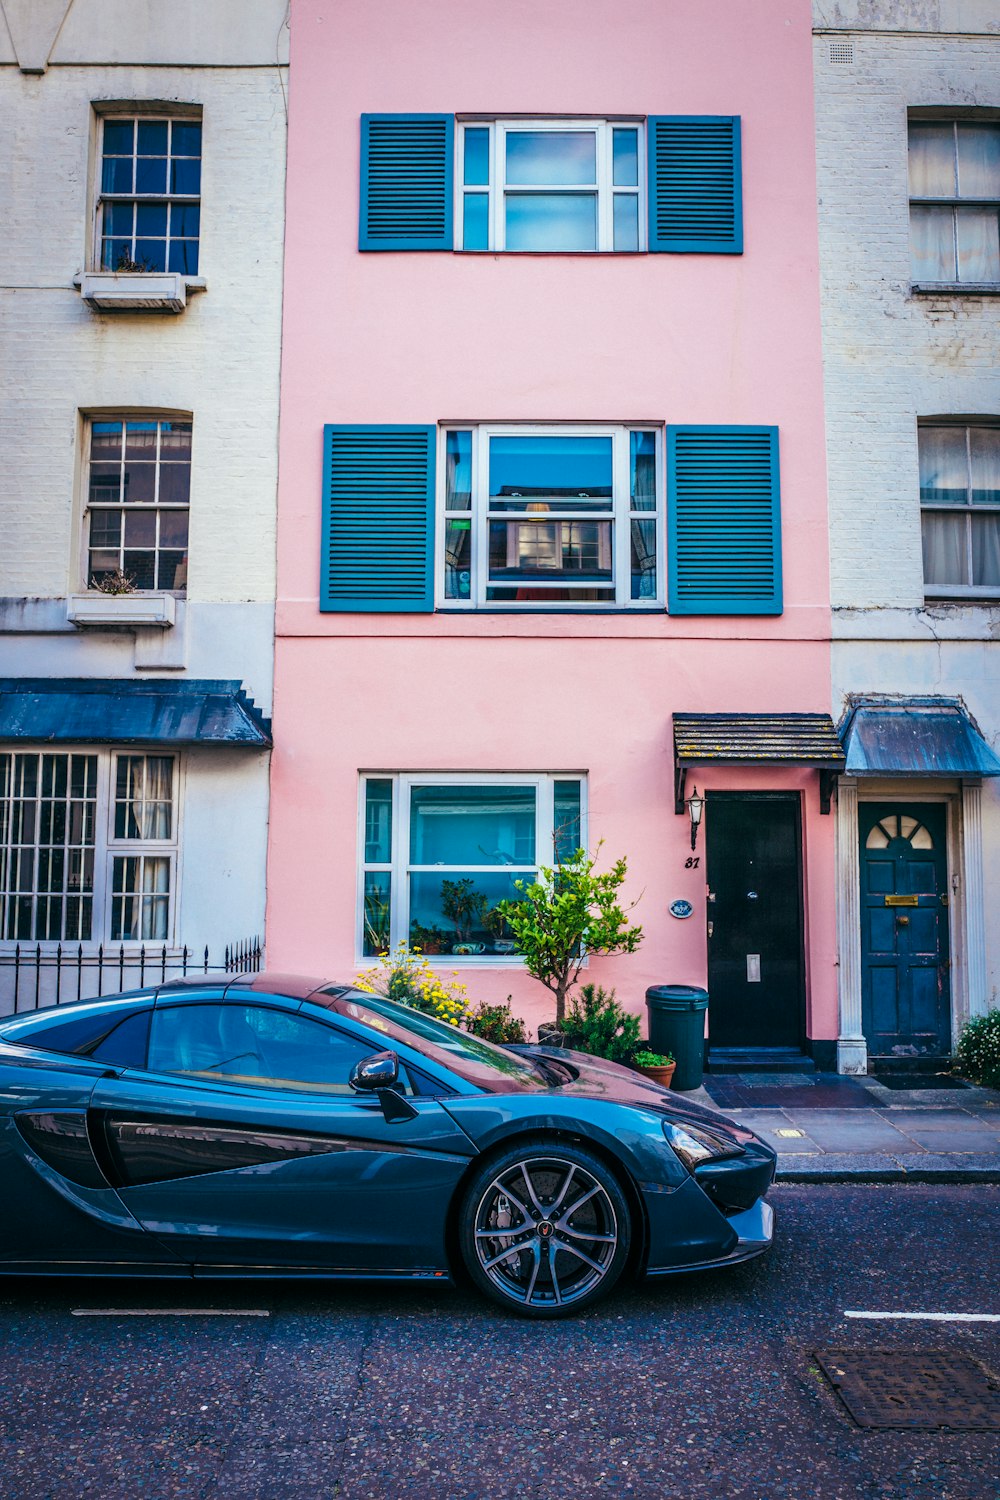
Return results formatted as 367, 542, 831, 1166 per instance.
154, 970, 335, 1002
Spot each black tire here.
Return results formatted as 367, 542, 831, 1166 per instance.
458, 1138, 632, 1319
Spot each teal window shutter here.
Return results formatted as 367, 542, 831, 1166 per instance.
667, 426, 781, 615
359, 115, 454, 250
322, 426, 436, 612
647, 117, 743, 254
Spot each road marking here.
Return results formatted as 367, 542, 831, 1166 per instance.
71, 1308, 271, 1317
844, 1311, 1000, 1323
776, 1129, 804, 1138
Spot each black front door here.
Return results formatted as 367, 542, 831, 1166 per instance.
859, 803, 951, 1059
706, 793, 805, 1050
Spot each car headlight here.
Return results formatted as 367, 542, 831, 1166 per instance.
662, 1120, 745, 1171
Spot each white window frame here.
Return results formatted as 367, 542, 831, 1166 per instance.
0, 749, 180, 948
457, 119, 646, 253
436, 423, 664, 610
92, 110, 203, 276
81, 413, 193, 595
908, 118, 1000, 288
919, 420, 1000, 600
357, 772, 587, 963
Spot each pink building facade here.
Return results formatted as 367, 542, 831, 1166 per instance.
269, 0, 841, 1064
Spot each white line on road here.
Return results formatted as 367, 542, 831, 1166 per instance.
844, 1311, 1000, 1323
71, 1308, 271, 1317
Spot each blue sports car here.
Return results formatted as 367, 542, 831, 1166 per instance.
0, 973, 775, 1317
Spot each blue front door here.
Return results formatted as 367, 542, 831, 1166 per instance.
859, 803, 951, 1059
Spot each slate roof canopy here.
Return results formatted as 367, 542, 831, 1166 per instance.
0, 679, 272, 749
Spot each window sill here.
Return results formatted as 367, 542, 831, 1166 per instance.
77, 271, 206, 313
67, 593, 177, 628
910, 283, 1000, 297
923, 591, 1000, 604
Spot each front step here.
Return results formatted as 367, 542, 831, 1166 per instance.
706, 1047, 816, 1075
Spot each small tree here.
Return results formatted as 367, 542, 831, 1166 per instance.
496, 847, 644, 1024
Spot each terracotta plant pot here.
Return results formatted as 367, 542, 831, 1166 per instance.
638, 1061, 676, 1089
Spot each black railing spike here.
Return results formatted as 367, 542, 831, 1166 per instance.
97, 943, 104, 997
203, 945, 209, 974
34, 944, 41, 1011
55, 943, 63, 1006
160, 944, 167, 983
139, 945, 146, 987
76, 943, 83, 1003
13, 942, 20, 1014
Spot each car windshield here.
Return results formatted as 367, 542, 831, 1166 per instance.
319, 988, 542, 1091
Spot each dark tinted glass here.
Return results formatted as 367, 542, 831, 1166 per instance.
89, 1010, 151, 1068
147, 1004, 375, 1094
0, 1003, 141, 1055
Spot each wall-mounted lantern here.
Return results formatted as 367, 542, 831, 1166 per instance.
685, 785, 704, 851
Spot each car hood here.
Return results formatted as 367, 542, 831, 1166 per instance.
512, 1045, 740, 1130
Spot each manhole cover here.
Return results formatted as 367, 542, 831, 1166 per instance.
815, 1351, 1000, 1431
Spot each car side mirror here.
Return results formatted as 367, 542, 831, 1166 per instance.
350, 1050, 399, 1093
349, 1050, 417, 1124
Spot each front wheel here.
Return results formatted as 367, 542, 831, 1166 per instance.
459, 1140, 632, 1318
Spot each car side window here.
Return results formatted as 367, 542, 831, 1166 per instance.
147, 1004, 395, 1095
88, 1010, 151, 1068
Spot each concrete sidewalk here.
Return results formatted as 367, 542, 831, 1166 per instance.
678, 1071, 1000, 1182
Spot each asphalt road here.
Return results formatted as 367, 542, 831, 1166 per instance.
1, 1185, 998, 1500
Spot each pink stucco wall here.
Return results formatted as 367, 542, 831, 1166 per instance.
269, 0, 836, 1041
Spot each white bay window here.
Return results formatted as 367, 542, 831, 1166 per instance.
359, 774, 585, 958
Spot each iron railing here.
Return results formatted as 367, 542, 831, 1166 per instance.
0, 937, 262, 1014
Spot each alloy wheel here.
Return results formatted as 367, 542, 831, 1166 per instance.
472, 1154, 620, 1311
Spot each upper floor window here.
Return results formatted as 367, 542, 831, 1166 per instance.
0, 751, 177, 944
919, 422, 1000, 596
440, 426, 660, 608
359, 114, 742, 255
97, 114, 202, 274
322, 422, 782, 617
908, 121, 1000, 286
86, 417, 191, 593
459, 121, 644, 252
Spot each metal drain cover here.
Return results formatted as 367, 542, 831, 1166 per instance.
815, 1351, 1000, 1431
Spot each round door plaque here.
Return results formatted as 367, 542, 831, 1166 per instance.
669, 899, 694, 919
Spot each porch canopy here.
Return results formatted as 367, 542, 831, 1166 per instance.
0, 679, 272, 748
839, 699, 1000, 779
673, 712, 846, 813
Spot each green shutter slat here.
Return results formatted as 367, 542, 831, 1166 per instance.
667, 426, 781, 615
647, 116, 743, 254
359, 115, 454, 251
321, 426, 436, 612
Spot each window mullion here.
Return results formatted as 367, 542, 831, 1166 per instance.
394, 775, 408, 950
494, 126, 504, 251
598, 124, 613, 251
614, 427, 629, 605
475, 431, 489, 605
537, 776, 555, 871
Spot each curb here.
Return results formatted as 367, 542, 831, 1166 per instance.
775, 1161, 1000, 1185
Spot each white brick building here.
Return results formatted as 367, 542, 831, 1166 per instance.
0, 0, 288, 1007
813, 0, 1000, 1070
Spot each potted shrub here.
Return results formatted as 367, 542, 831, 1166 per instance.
558, 983, 641, 1064
633, 1048, 676, 1088
466, 998, 528, 1044
496, 845, 644, 1026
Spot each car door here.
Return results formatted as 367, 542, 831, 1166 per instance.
87, 995, 477, 1273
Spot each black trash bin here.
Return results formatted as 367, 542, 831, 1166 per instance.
645, 985, 708, 1092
